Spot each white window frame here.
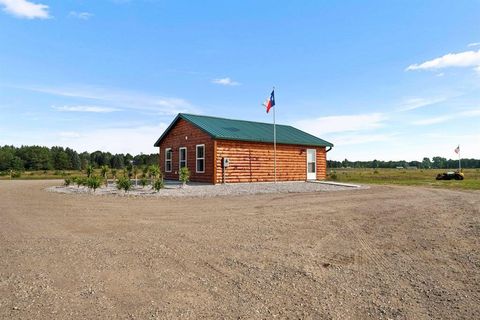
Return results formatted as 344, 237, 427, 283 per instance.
165, 148, 172, 172
196, 144, 205, 173
179, 147, 187, 169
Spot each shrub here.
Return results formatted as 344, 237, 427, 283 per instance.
116, 176, 132, 193
100, 165, 109, 186
330, 171, 338, 180
148, 165, 160, 180
142, 166, 149, 177
11, 171, 21, 178
140, 177, 148, 188
133, 166, 139, 181
64, 178, 72, 186
87, 176, 102, 192
152, 179, 164, 192
111, 169, 117, 179
179, 167, 190, 185
126, 164, 133, 179
86, 165, 94, 178
76, 176, 87, 187
373, 170, 379, 174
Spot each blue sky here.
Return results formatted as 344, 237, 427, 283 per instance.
0, 0, 479, 160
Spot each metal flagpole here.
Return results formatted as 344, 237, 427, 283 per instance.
273, 87, 276, 183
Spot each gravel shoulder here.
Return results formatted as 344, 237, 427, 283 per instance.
1, 180, 479, 319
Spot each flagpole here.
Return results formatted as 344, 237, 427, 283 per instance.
273, 86, 277, 183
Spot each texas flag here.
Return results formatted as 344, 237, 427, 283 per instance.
263, 90, 275, 113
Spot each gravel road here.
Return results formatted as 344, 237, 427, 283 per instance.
1, 180, 479, 319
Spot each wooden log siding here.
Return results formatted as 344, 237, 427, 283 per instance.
158, 119, 214, 183
215, 140, 327, 183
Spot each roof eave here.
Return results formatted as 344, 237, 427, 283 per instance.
153, 114, 182, 147
153, 113, 218, 147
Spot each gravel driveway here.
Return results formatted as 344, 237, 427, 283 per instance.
47, 180, 362, 197
2, 180, 479, 319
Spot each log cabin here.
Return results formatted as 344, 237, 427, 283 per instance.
153, 113, 333, 184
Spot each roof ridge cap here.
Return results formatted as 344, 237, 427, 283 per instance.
181, 113, 289, 127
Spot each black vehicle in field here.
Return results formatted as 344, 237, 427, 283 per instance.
436, 171, 464, 180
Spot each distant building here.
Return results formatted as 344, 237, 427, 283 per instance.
154, 114, 333, 184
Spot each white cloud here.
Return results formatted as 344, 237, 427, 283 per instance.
24, 85, 198, 115
53, 105, 120, 113
412, 108, 480, 125
69, 11, 93, 20
406, 49, 480, 72
212, 77, 241, 86
55, 123, 168, 154
0, 0, 50, 19
397, 97, 446, 112
468, 42, 480, 47
295, 113, 386, 136
2, 122, 166, 154
412, 115, 452, 126
330, 133, 395, 146
459, 108, 480, 117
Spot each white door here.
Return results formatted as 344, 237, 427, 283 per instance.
306, 149, 316, 180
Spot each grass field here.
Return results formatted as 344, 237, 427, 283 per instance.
328, 168, 480, 190
0, 169, 126, 180
2, 168, 480, 190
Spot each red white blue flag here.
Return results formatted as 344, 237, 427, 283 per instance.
263, 90, 275, 113
454, 145, 460, 154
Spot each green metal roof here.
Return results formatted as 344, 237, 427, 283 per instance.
154, 113, 333, 148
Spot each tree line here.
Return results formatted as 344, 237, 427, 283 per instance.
328, 157, 480, 169
0, 145, 158, 172
1, 145, 478, 172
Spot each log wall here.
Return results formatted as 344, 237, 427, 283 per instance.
158, 119, 214, 183
214, 140, 327, 183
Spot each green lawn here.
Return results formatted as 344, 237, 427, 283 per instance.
328, 168, 480, 190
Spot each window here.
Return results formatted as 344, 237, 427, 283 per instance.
165, 148, 172, 172
196, 144, 205, 173
179, 147, 187, 169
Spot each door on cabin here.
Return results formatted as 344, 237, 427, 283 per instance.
306, 149, 317, 180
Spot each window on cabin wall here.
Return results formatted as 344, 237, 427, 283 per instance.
179, 147, 187, 169
196, 144, 205, 173
165, 148, 172, 172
